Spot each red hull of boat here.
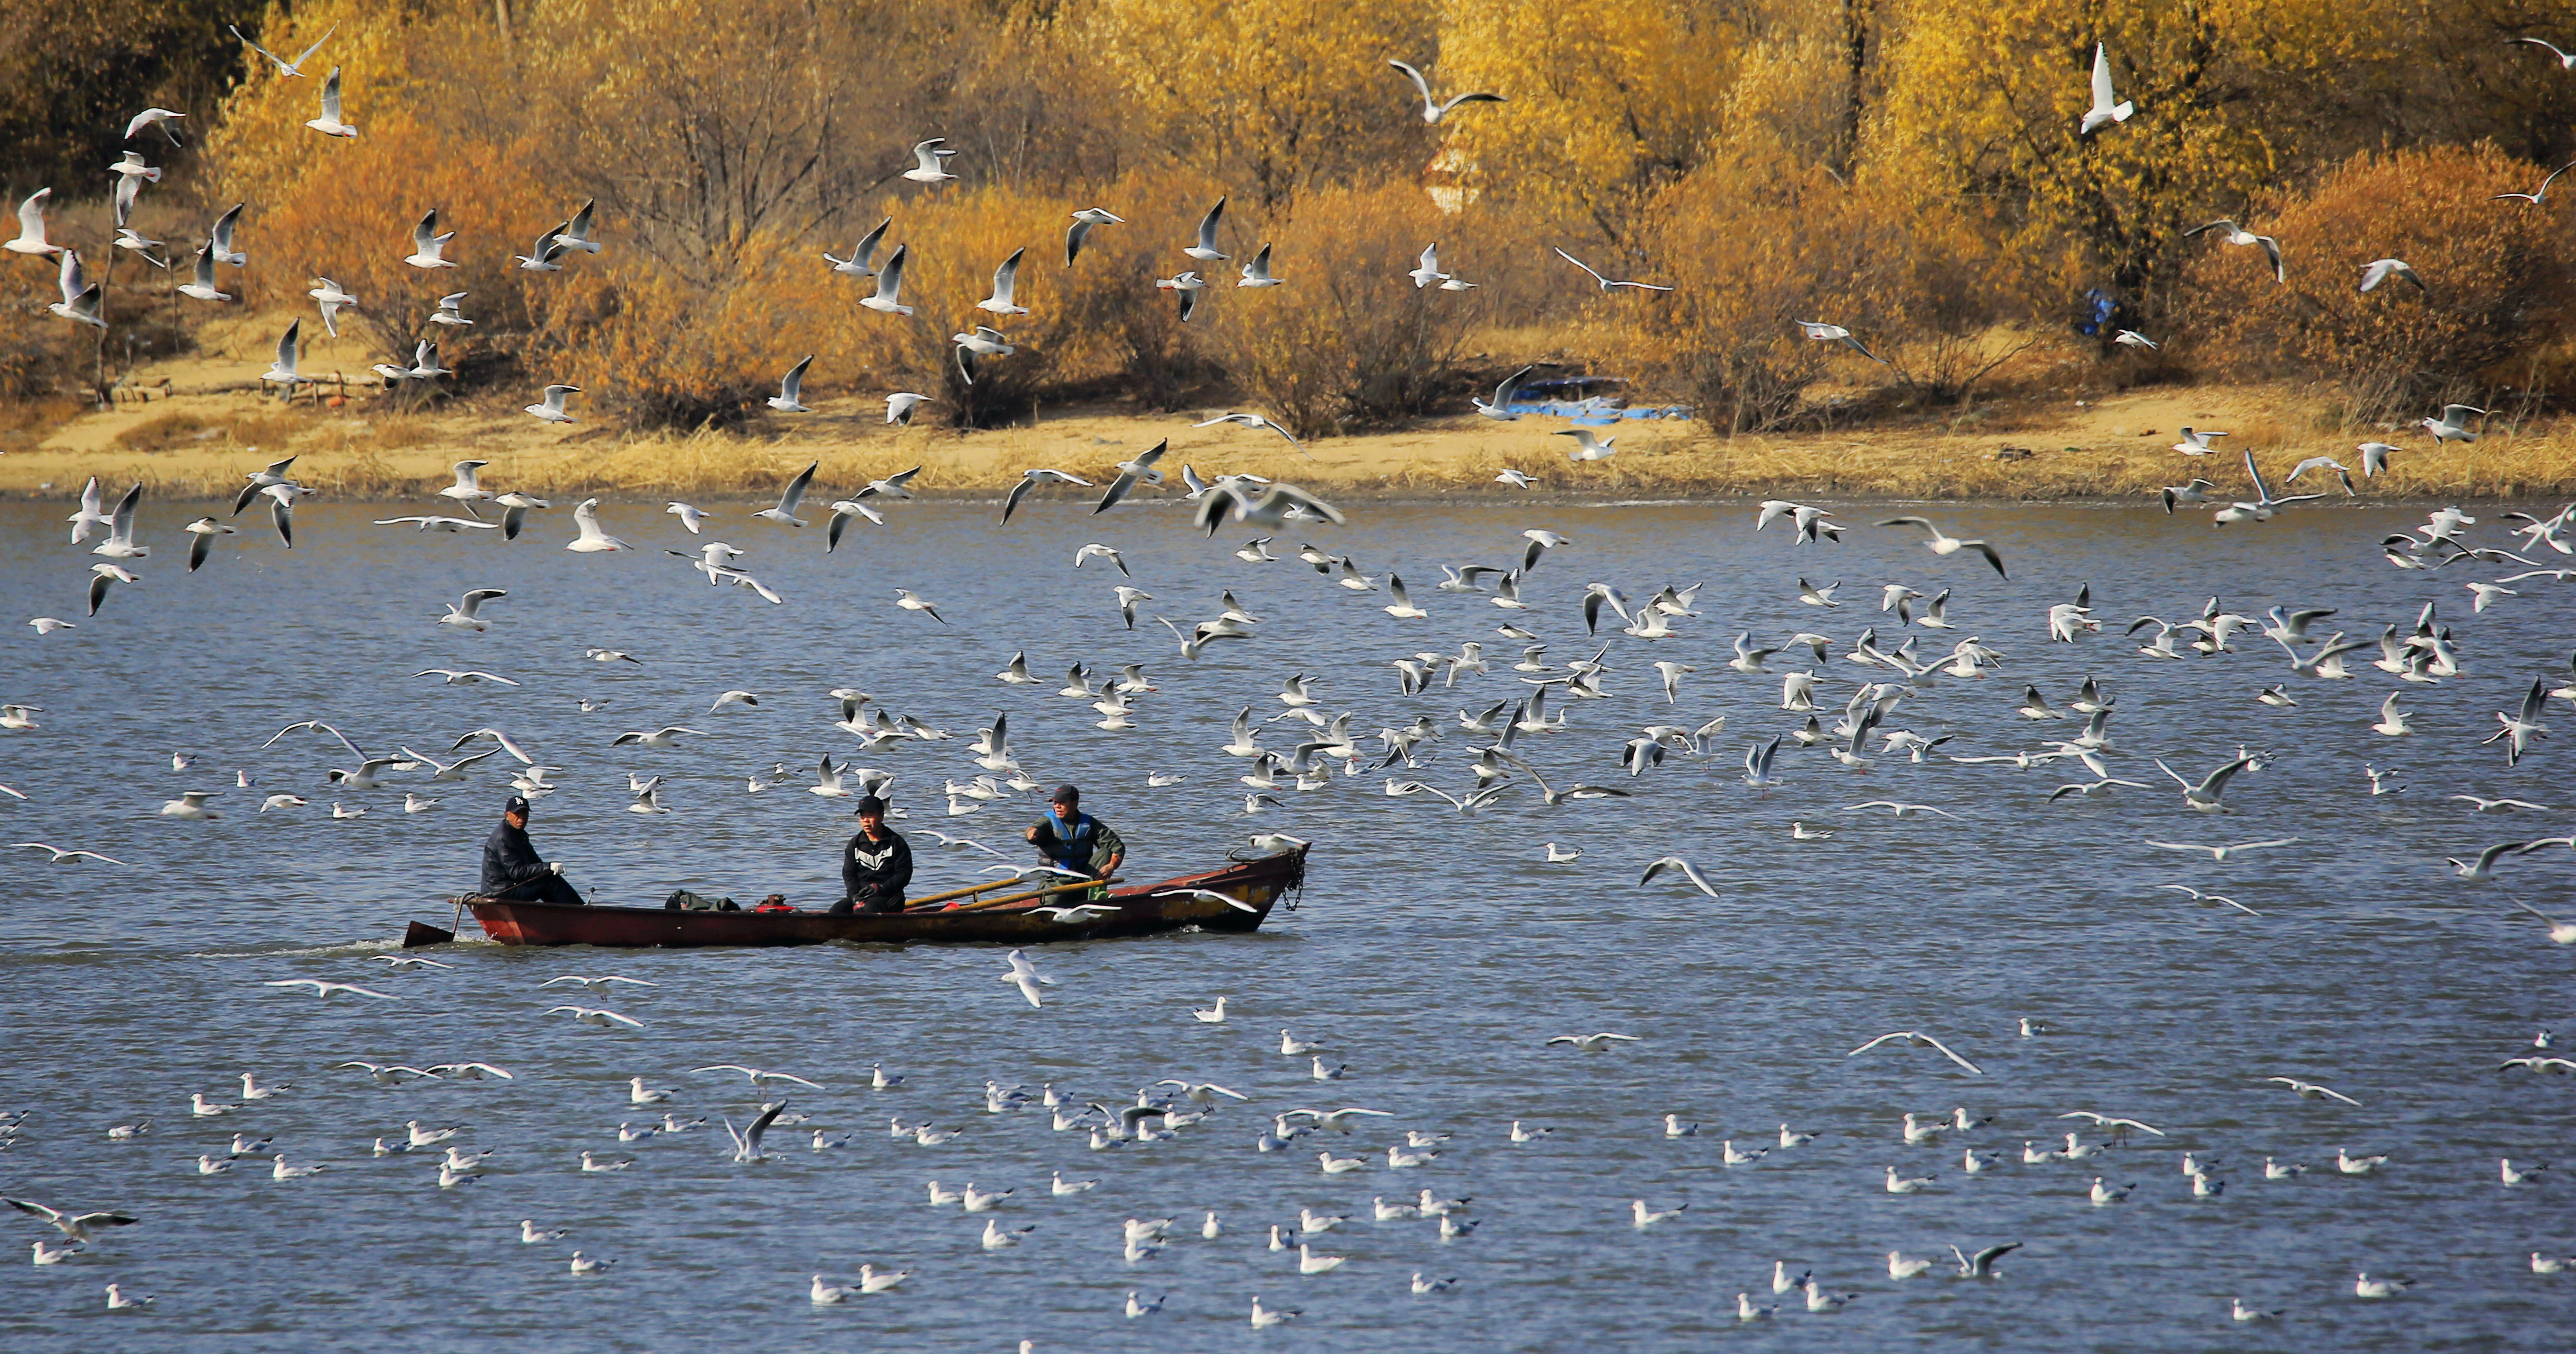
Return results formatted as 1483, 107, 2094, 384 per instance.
459, 848, 1305, 948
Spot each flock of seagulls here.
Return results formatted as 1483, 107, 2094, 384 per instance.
11, 455, 2568, 1329
3, 17, 2573, 1344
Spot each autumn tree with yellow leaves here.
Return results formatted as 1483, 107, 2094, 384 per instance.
13, 0, 2576, 430
1083, 0, 1438, 210
1433, 0, 1741, 246
1878, 0, 2576, 319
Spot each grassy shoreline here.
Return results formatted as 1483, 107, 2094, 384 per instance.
6, 370, 2574, 504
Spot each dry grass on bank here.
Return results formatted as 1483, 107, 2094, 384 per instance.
6, 359, 2576, 505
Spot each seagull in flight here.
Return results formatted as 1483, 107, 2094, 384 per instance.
1795, 319, 1889, 363
1388, 59, 1506, 123
2143, 837, 2295, 861
903, 138, 957, 183
262, 979, 397, 1000
1063, 207, 1122, 266
524, 384, 579, 423
6, 1198, 139, 1244
1193, 412, 1307, 455
1638, 855, 1721, 898
2510, 35, 2576, 68
824, 216, 891, 277
2151, 755, 2256, 811
2264, 1076, 2362, 1107
232, 21, 337, 78
540, 975, 658, 992
5, 187, 62, 258
695, 1065, 826, 1093
753, 462, 819, 526
2080, 42, 2134, 134
2155, 884, 2260, 916
125, 106, 188, 144
303, 66, 357, 138
1877, 516, 2007, 578
11, 842, 127, 865
2359, 258, 2425, 293
2493, 160, 2576, 205
767, 356, 815, 414
1002, 468, 1094, 524
721, 1102, 788, 1164
1952, 1242, 2023, 1278
964, 251, 1031, 323
1552, 247, 1673, 292
2182, 220, 2284, 283
1185, 197, 1230, 262
861, 243, 912, 314
1849, 1031, 1984, 1075
1472, 365, 1534, 421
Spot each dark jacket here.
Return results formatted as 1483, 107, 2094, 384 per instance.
840, 827, 913, 912
480, 820, 552, 894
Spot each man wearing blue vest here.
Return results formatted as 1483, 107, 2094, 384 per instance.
1025, 784, 1124, 883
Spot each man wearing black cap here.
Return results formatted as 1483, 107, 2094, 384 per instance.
480, 795, 585, 905
833, 794, 913, 914
1026, 784, 1123, 882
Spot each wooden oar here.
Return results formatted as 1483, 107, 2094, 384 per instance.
900, 877, 1032, 911
946, 876, 1123, 913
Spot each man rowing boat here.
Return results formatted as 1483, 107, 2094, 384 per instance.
1026, 784, 1123, 882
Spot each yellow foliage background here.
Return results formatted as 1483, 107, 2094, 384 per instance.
12, 0, 2576, 432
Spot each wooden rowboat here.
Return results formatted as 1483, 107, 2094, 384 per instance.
433, 846, 1307, 949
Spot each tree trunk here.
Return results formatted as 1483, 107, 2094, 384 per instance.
1831, 0, 1875, 180
494, 0, 513, 42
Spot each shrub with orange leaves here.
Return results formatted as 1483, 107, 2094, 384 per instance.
225, 108, 558, 378
2178, 143, 2575, 420
1196, 183, 1483, 439
1622, 152, 2018, 432
775, 174, 1219, 429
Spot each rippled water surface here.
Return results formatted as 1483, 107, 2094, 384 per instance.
2, 494, 2570, 1351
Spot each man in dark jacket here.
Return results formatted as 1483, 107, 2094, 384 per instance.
833, 795, 913, 914
479, 795, 584, 905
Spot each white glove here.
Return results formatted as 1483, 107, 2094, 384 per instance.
548, 861, 563, 875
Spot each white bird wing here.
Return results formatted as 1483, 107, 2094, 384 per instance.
2090, 43, 2116, 112
991, 247, 1021, 305
744, 1100, 785, 1153
16, 185, 48, 241
774, 461, 818, 515
1552, 247, 1609, 285
1918, 1035, 1984, 1075
290, 21, 339, 71
874, 244, 908, 303
1389, 58, 1436, 107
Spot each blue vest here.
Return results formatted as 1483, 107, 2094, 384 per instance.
1041, 810, 1095, 871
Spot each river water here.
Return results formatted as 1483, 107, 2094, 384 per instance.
1, 493, 2569, 1350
